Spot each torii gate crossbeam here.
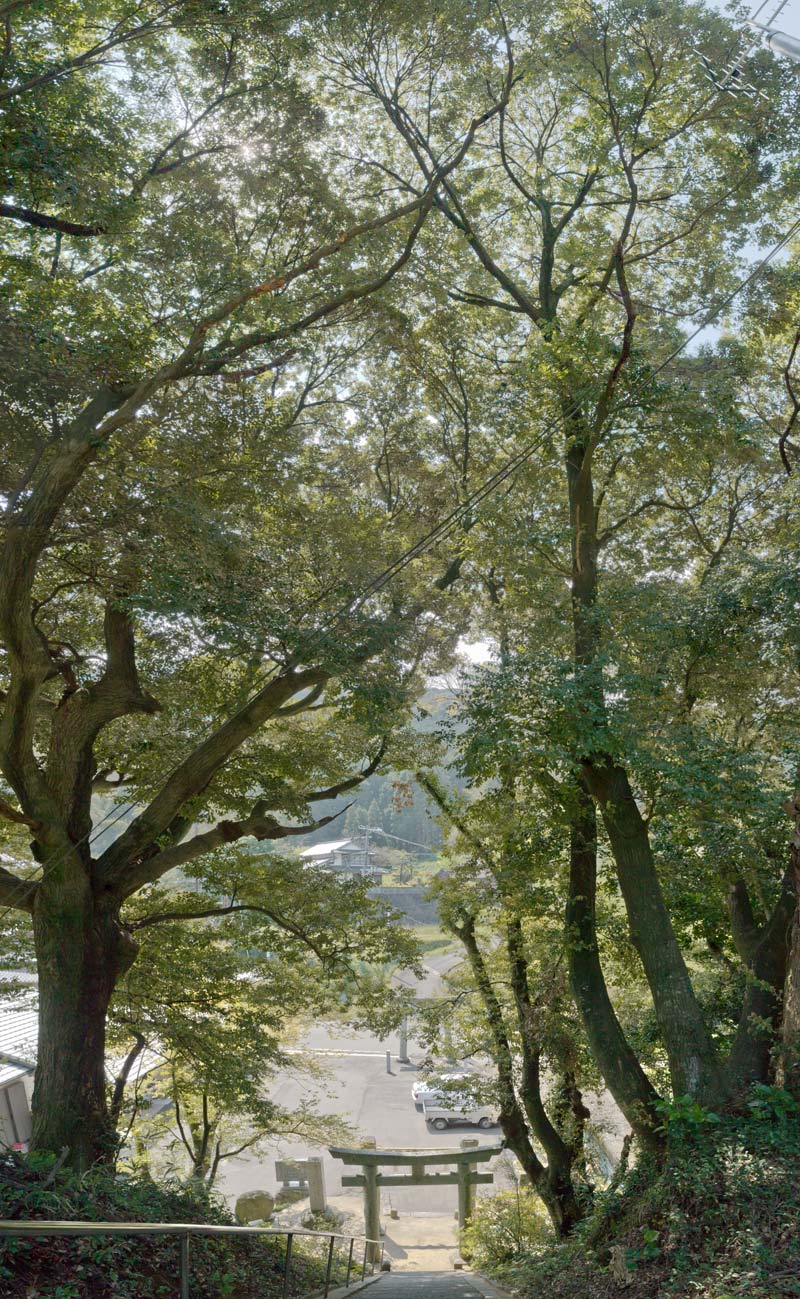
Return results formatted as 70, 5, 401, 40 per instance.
329, 1145, 500, 1262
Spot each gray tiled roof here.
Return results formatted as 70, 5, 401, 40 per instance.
0, 1004, 37, 1087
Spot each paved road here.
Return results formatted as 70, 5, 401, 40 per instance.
215, 953, 506, 1214
214, 951, 625, 1217
216, 1024, 507, 1213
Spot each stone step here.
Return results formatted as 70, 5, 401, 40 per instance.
369, 1275, 488, 1296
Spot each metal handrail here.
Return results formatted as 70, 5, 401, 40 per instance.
0, 1219, 385, 1298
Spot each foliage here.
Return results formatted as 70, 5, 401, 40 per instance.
109, 854, 416, 1179
479, 1092, 800, 1299
0, 0, 490, 1162
0, 1154, 334, 1299
462, 1183, 553, 1272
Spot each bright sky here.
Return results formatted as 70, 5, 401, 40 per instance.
746, 0, 800, 34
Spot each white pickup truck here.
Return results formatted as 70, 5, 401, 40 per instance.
422, 1093, 497, 1131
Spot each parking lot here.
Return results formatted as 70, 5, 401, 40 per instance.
216, 1022, 505, 1214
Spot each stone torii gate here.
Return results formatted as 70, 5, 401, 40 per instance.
329, 1145, 499, 1262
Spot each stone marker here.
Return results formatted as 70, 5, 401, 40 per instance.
235, 1190, 274, 1224
307, 1155, 327, 1213
276, 1158, 309, 1191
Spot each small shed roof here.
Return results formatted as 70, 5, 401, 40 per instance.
0, 1004, 37, 1087
0, 993, 161, 1090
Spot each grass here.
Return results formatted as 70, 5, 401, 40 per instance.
413, 922, 457, 954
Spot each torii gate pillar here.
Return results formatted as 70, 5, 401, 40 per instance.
329, 1143, 500, 1263
363, 1163, 380, 1262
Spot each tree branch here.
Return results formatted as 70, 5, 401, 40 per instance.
96, 666, 330, 892
0, 202, 102, 236
109, 1032, 146, 1127
303, 737, 387, 802
271, 683, 326, 717
0, 862, 37, 910
728, 877, 762, 964
0, 796, 40, 830
130, 901, 337, 968
115, 803, 347, 894
779, 327, 800, 475
0, 2, 182, 104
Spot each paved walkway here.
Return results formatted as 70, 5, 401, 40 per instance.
378, 1209, 460, 1272
369, 1275, 500, 1297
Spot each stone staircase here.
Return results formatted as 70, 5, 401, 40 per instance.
367, 1275, 501, 1297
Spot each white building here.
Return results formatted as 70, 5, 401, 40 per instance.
299, 838, 381, 881
0, 1003, 36, 1148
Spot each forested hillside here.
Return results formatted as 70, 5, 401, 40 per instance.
297, 686, 456, 850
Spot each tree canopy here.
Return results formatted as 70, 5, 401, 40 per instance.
2, 0, 800, 1230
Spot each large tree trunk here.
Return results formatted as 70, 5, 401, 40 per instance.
505, 918, 585, 1235
30, 864, 137, 1168
565, 417, 725, 1106
584, 760, 727, 1104
726, 867, 796, 1092
455, 915, 584, 1237
780, 790, 800, 1099
565, 779, 663, 1146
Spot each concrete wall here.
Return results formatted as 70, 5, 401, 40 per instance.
369, 886, 440, 926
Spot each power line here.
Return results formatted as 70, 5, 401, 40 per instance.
367, 827, 440, 853
0, 7, 796, 922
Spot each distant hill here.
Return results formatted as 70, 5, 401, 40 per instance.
293, 687, 462, 852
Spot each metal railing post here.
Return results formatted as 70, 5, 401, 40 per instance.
345, 1236, 355, 1287
179, 1231, 190, 1299
323, 1233, 335, 1296
0, 1218, 390, 1295
282, 1231, 294, 1299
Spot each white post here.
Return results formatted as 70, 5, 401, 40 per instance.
398, 1016, 409, 1064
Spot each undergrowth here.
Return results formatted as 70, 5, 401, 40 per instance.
470, 1085, 800, 1299
0, 1152, 340, 1298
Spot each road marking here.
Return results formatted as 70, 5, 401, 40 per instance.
285, 1049, 401, 1058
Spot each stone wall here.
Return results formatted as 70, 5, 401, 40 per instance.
369, 885, 440, 925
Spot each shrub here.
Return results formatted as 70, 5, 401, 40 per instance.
472, 1089, 800, 1299
0, 1153, 332, 1299
462, 1185, 552, 1271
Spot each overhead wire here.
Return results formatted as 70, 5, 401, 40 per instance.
366, 828, 439, 853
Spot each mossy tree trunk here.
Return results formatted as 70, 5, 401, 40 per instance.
565, 779, 663, 1145
780, 788, 800, 1099
31, 867, 138, 1167
453, 913, 585, 1237
564, 406, 726, 1104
